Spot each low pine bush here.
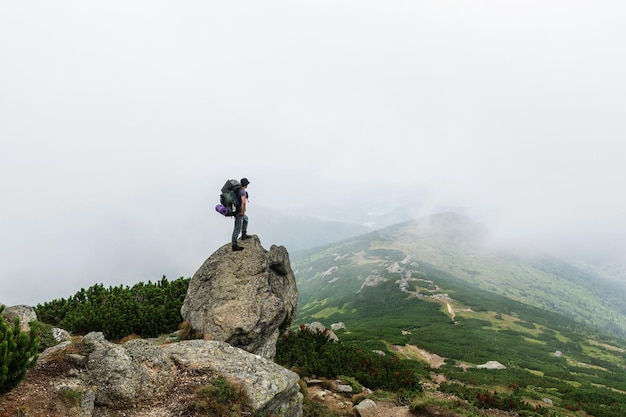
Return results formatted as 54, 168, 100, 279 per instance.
276, 326, 424, 392
34, 277, 189, 341
0, 307, 40, 394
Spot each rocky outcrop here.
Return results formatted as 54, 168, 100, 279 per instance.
330, 321, 346, 331
477, 360, 506, 369
1, 238, 303, 416
358, 270, 388, 292
1, 304, 37, 332
167, 339, 302, 417
4, 331, 303, 417
51, 327, 71, 342
303, 321, 338, 342
84, 332, 176, 408
180, 235, 298, 359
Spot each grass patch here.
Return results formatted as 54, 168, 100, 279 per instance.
59, 387, 82, 406
187, 375, 252, 417
410, 393, 491, 417
312, 306, 346, 319
581, 344, 626, 366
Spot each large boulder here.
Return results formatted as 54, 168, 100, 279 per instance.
166, 340, 302, 417
84, 332, 176, 408
1, 304, 38, 333
180, 235, 298, 359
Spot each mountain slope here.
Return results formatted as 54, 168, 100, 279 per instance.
293, 212, 626, 336
290, 213, 626, 415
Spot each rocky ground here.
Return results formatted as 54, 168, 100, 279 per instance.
1, 350, 520, 417
305, 383, 520, 417
0, 350, 219, 417
0, 325, 521, 417
1, 323, 520, 417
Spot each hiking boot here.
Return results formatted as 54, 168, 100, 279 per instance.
241, 233, 252, 240
232, 244, 244, 251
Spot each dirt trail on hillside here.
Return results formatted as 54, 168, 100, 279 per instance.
391, 344, 446, 369
447, 302, 455, 320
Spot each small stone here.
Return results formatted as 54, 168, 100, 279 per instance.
354, 398, 378, 417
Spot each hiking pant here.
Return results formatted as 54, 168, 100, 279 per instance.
232, 214, 248, 245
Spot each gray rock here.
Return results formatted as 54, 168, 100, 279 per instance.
68, 353, 87, 367
80, 390, 95, 417
180, 236, 298, 359
1, 304, 38, 332
354, 398, 378, 417
52, 327, 71, 342
40, 340, 72, 361
358, 271, 388, 292
305, 378, 323, 385
330, 321, 346, 331
477, 360, 506, 369
304, 322, 338, 342
86, 335, 176, 408
166, 339, 303, 417
334, 383, 353, 393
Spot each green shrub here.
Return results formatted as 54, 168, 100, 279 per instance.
35, 322, 64, 352
342, 376, 362, 394
302, 399, 341, 417
439, 382, 551, 415
34, 277, 189, 341
0, 307, 40, 394
275, 326, 424, 392
409, 396, 487, 417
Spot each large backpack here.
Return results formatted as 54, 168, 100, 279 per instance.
216, 179, 241, 216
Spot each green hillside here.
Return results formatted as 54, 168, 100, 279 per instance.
290, 213, 626, 416
293, 212, 626, 336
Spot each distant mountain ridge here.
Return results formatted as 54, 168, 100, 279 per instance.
252, 205, 373, 251
292, 212, 626, 337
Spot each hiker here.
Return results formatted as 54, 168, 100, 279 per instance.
232, 177, 251, 251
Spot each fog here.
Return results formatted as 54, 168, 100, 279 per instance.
1, 1, 625, 306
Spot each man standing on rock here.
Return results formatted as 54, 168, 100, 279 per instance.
232, 177, 251, 251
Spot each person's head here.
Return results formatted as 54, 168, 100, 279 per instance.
241, 178, 250, 188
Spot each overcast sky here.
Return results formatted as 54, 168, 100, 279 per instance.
1, 1, 625, 306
